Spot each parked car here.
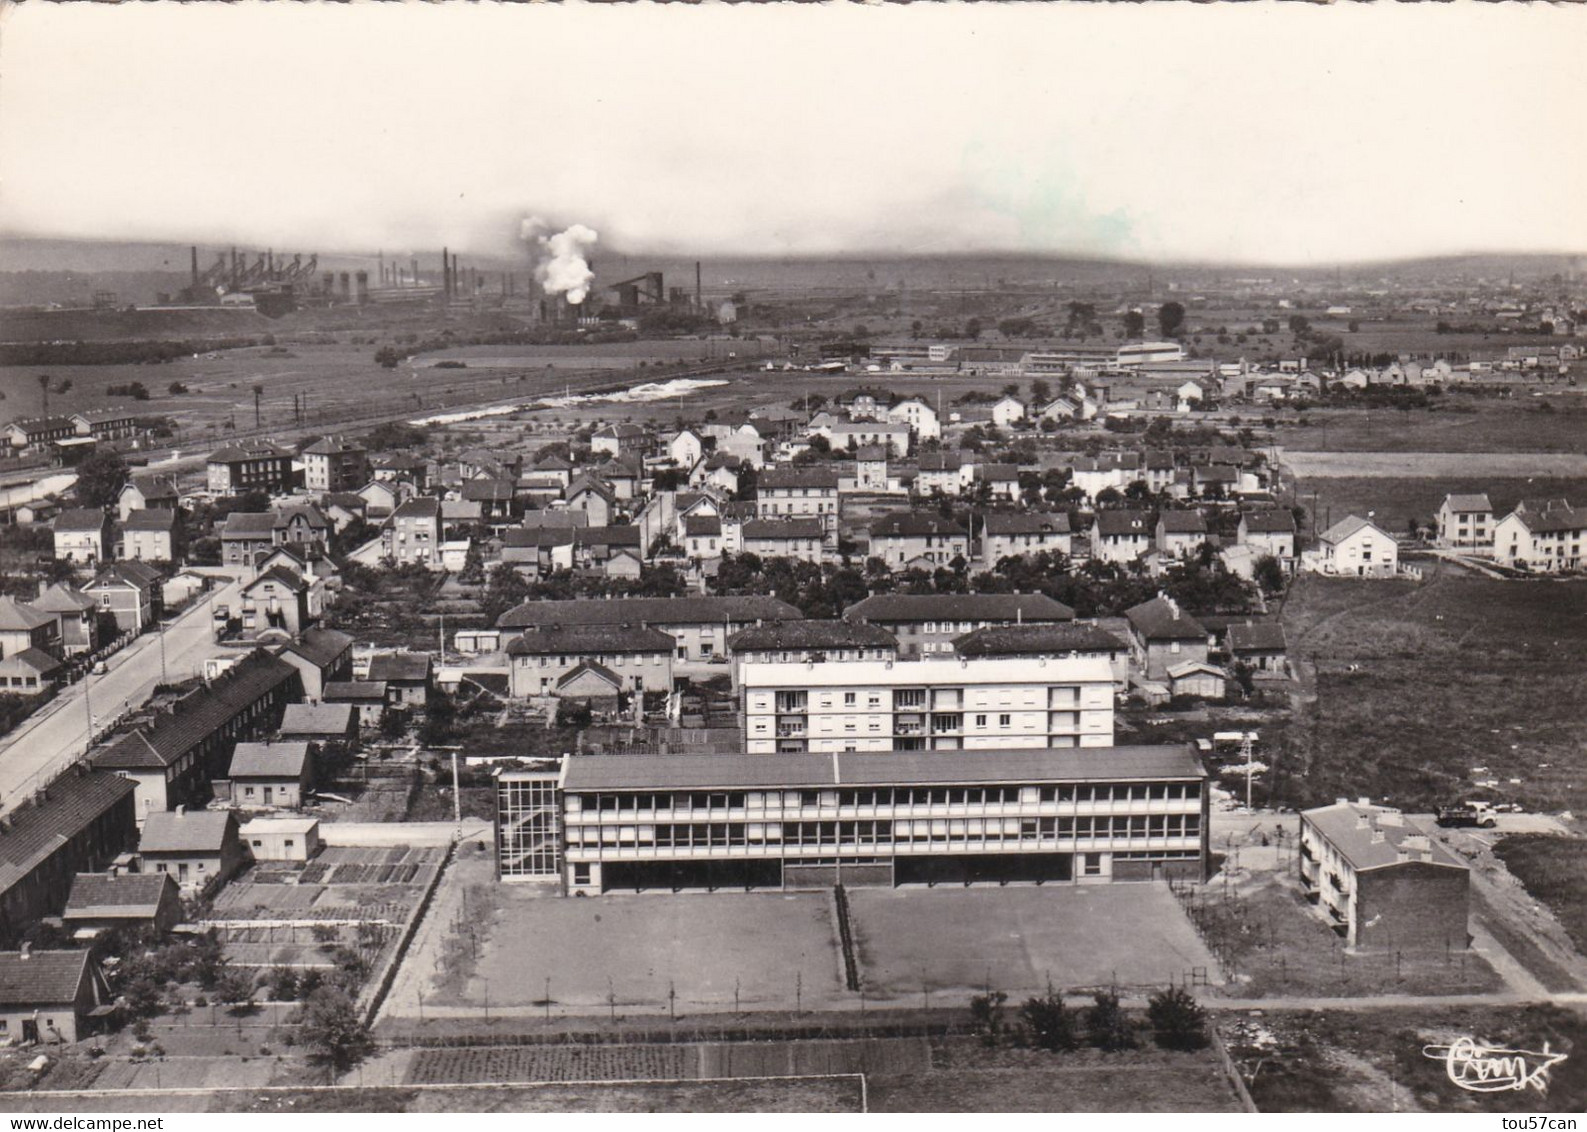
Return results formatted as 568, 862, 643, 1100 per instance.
1436, 804, 1496, 829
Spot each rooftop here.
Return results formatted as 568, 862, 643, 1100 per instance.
277, 702, 357, 736
64, 872, 175, 919
52, 508, 109, 533
845, 592, 1073, 624
0, 771, 137, 894
1303, 802, 1467, 872
560, 744, 1204, 793
983, 512, 1071, 537
953, 622, 1127, 658
741, 519, 825, 540
497, 595, 802, 631
1124, 596, 1208, 641
740, 655, 1112, 689
0, 950, 93, 1006
1442, 493, 1492, 513
274, 627, 354, 669
869, 513, 968, 539
229, 741, 311, 779
1241, 510, 1296, 534
1227, 621, 1288, 653
506, 625, 675, 656
0, 596, 56, 633
1094, 511, 1152, 537
139, 810, 236, 855
120, 509, 177, 532
728, 620, 898, 653
367, 652, 431, 683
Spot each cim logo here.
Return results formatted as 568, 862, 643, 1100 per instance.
1423, 1036, 1568, 1094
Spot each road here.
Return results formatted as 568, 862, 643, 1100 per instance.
0, 578, 241, 813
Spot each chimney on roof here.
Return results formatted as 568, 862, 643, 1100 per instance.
19, 943, 30, 960
176, 804, 185, 816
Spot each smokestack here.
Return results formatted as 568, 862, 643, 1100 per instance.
442, 246, 451, 299
451, 253, 460, 299
355, 270, 369, 304
339, 272, 351, 301
191, 246, 199, 288
696, 260, 702, 310
230, 246, 239, 291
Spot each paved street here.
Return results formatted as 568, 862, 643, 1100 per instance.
0, 579, 241, 813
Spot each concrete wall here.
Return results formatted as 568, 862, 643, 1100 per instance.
1355, 862, 1470, 951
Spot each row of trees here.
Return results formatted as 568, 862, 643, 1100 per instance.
972, 985, 1208, 1053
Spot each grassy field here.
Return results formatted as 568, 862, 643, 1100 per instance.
1274, 573, 1587, 813
848, 884, 1219, 999
1491, 835, 1587, 957
1276, 400, 1587, 454
1224, 1004, 1587, 1112
1290, 475, 1587, 534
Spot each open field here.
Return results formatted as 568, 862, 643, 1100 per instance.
848, 884, 1219, 999
1275, 573, 1587, 813
1275, 400, 1587, 454
1289, 475, 1587, 535
1492, 835, 1587, 957
441, 887, 848, 1014
1284, 451, 1587, 478
1223, 1004, 1587, 1112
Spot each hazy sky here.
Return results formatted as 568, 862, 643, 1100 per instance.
2, 2, 1584, 266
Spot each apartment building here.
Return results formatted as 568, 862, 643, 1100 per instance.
756, 468, 840, 538
740, 656, 1115, 754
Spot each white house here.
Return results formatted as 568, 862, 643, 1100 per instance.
990, 396, 1026, 428
668, 429, 704, 469
1313, 515, 1398, 577
1435, 493, 1493, 551
886, 397, 941, 441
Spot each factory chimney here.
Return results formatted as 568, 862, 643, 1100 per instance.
230, 246, 239, 291
696, 260, 702, 310
442, 247, 450, 299
355, 270, 370, 305
190, 246, 199, 289
339, 272, 352, 301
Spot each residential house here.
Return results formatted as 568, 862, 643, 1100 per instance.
220, 512, 278, 570
1238, 510, 1298, 565
3, 417, 78, 452
530, 453, 575, 490
1492, 501, 1587, 572
844, 592, 1074, 659
914, 452, 966, 497
271, 626, 354, 701
825, 420, 910, 457
1123, 595, 1210, 681
565, 476, 617, 528
29, 583, 97, 656
980, 513, 1072, 569
238, 567, 310, 642
205, 442, 293, 495
1299, 801, 1469, 950
756, 467, 840, 537
973, 464, 1021, 502
62, 872, 183, 936
574, 525, 643, 571
70, 407, 139, 443
137, 808, 244, 894
323, 681, 387, 728
1156, 511, 1209, 559
505, 625, 675, 697
272, 505, 331, 552
0, 771, 138, 945
886, 397, 941, 441
227, 741, 313, 808
91, 650, 302, 819
301, 436, 370, 494
1436, 493, 1494, 551
52, 509, 113, 566
82, 561, 163, 633
496, 595, 803, 664
370, 453, 430, 490
118, 508, 178, 563
990, 396, 1026, 428
382, 497, 443, 569
693, 453, 742, 495
1227, 621, 1289, 676
461, 479, 520, 528
357, 479, 406, 519
502, 528, 576, 577
683, 515, 723, 560
740, 519, 825, 563
277, 702, 358, 747
1314, 515, 1399, 577
0, 597, 63, 696
868, 513, 969, 569
1092, 511, 1152, 564
600, 454, 644, 501
0, 949, 114, 1044
116, 475, 178, 522
591, 423, 649, 458
668, 429, 704, 469
1070, 453, 1142, 502
367, 652, 432, 706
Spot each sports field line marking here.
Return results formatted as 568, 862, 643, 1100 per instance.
12, 1072, 870, 1112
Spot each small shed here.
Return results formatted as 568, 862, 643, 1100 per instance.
1166, 660, 1229, 701
240, 817, 322, 863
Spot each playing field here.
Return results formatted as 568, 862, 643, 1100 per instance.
460, 889, 848, 1014
848, 884, 1219, 1000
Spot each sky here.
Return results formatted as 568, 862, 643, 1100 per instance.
1, 2, 1584, 267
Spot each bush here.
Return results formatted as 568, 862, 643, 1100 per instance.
1087, 989, 1137, 1052
969, 990, 1008, 1047
1020, 992, 1079, 1052
1147, 985, 1209, 1051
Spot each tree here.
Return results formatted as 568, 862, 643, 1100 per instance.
969, 990, 1008, 1047
1087, 989, 1137, 1052
37, 374, 51, 417
295, 986, 375, 1074
1020, 992, 1079, 1052
1253, 554, 1285, 595
1123, 310, 1146, 338
213, 966, 255, 1008
1029, 379, 1051, 406
73, 449, 128, 509
1157, 302, 1186, 338
1146, 985, 1209, 1051
1287, 314, 1311, 337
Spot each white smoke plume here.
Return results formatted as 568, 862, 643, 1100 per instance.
520, 217, 599, 305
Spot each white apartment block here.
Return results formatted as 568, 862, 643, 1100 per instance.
741, 656, 1115, 755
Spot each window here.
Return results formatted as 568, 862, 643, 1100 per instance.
284, 840, 295, 850
1084, 853, 1103, 877
975, 714, 987, 727
844, 692, 856, 706
999, 714, 1011, 727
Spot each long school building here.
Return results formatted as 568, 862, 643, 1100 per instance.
739, 657, 1115, 754
496, 745, 1208, 893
